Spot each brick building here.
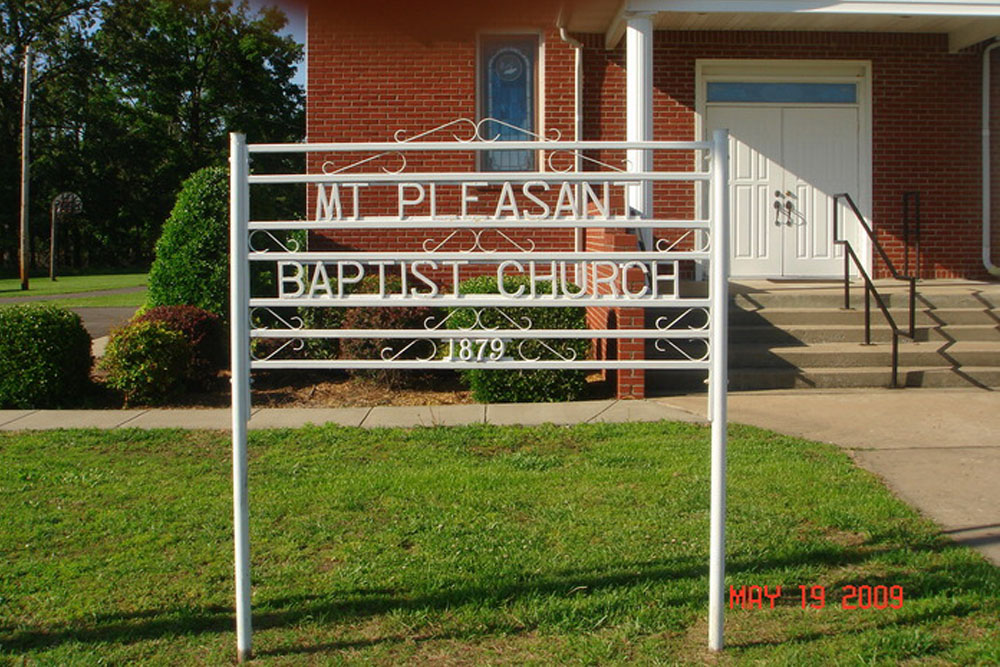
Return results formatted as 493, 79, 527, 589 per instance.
303, 0, 1000, 397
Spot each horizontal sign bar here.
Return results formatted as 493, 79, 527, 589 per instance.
247, 140, 713, 153
250, 328, 710, 339
251, 359, 711, 371
248, 218, 710, 231
248, 171, 710, 185
250, 252, 707, 262
250, 296, 711, 308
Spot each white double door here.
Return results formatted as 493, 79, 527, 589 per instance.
706, 105, 860, 278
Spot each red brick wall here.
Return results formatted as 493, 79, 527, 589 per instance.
309, 25, 990, 278
581, 30, 990, 279
306, 4, 580, 283
584, 227, 646, 399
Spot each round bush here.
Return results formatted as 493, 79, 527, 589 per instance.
450, 275, 590, 403
101, 321, 192, 406
147, 166, 229, 318
0, 304, 92, 408
133, 305, 224, 386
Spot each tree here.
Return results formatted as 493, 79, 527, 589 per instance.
0, 1, 103, 268
0, 0, 303, 272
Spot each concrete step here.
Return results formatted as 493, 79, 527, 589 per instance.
730, 324, 1000, 344
731, 284, 1000, 310
729, 307, 1000, 327
647, 366, 1000, 394
727, 366, 1000, 390
728, 341, 1000, 369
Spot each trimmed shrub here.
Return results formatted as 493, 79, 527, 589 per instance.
298, 266, 343, 360
340, 276, 442, 387
101, 321, 192, 406
147, 166, 229, 318
450, 275, 590, 403
0, 304, 92, 408
133, 305, 224, 386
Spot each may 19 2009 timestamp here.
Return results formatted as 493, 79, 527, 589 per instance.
729, 585, 905, 610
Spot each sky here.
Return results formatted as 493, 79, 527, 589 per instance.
246, 0, 307, 88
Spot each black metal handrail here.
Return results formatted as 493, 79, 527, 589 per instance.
832, 192, 917, 388
903, 191, 921, 279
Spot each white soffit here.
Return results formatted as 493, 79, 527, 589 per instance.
593, 1, 1000, 51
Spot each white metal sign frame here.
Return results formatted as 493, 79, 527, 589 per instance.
229, 124, 729, 661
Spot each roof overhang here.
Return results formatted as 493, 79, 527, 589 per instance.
563, 1, 1000, 52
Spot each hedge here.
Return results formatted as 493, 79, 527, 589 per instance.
0, 304, 92, 408
449, 275, 590, 403
101, 321, 192, 406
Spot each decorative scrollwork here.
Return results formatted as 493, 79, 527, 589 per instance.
250, 307, 304, 330
392, 117, 559, 145
250, 338, 305, 362
321, 151, 406, 176
655, 308, 710, 331
422, 229, 536, 253
516, 338, 579, 363
421, 308, 532, 333
545, 150, 631, 174
379, 338, 438, 362
249, 230, 301, 253
394, 118, 478, 143
656, 230, 710, 253
654, 337, 710, 362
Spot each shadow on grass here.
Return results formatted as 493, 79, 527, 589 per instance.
5, 535, 996, 659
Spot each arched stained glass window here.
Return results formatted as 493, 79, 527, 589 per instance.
480, 35, 537, 171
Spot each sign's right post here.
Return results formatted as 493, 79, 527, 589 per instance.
708, 128, 730, 651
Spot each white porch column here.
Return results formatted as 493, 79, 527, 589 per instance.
626, 13, 654, 249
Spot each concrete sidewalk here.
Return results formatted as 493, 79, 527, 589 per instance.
661, 388, 1000, 566
0, 398, 703, 432
2, 388, 996, 567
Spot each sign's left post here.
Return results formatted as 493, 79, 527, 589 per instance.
229, 132, 253, 662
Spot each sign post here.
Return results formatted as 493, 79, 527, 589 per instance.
228, 122, 728, 661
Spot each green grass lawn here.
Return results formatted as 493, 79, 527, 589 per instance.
1, 422, 997, 664
0, 272, 148, 308
0, 272, 147, 298
35, 291, 148, 309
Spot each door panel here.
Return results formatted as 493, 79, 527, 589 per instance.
706, 106, 782, 277
706, 103, 861, 278
781, 107, 859, 277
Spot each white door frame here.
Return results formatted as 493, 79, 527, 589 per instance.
695, 59, 873, 279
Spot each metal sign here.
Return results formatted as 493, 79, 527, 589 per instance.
229, 122, 730, 661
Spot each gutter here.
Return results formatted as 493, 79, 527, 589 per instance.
983, 39, 1000, 277
557, 9, 584, 255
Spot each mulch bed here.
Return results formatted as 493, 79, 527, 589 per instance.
86, 368, 612, 409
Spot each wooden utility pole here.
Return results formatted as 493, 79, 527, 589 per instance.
19, 46, 33, 291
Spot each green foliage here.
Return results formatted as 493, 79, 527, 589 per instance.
146, 167, 229, 317
0, 304, 92, 408
0, 0, 303, 270
340, 276, 442, 387
100, 321, 192, 405
132, 305, 224, 386
451, 275, 589, 403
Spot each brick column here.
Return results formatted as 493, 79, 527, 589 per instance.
585, 228, 645, 399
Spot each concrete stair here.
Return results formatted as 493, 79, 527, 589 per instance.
647, 280, 1000, 393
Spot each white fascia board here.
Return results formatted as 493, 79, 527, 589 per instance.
605, 1, 1000, 50
605, 0, 629, 49
626, 1, 1000, 16
949, 22, 1000, 49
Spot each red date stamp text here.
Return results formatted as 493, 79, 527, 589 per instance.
729, 584, 904, 610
